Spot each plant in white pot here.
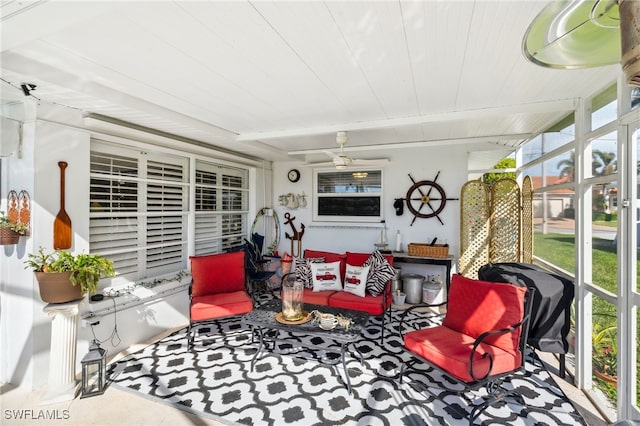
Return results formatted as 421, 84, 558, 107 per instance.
25, 247, 115, 303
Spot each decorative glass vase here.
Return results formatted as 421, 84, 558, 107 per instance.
281, 274, 304, 321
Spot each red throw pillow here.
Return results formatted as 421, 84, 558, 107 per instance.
443, 274, 526, 353
190, 251, 246, 297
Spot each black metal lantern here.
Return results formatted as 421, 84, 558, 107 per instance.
80, 340, 107, 398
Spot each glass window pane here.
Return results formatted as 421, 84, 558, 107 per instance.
591, 295, 618, 410
317, 170, 381, 193
521, 127, 575, 166
522, 151, 576, 190
591, 182, 618, 292
631, 87, 640, 111
552, 150, 576, 184
592, 84, 616, 130
533, 193, 576, 270
590, 132, 618, 179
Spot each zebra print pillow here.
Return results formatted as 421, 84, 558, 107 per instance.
364, 250, 396, 296
294, 257, 325, 288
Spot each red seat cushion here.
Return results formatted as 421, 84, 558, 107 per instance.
443, 274, 526, 353
190, 251, 246, 296
190, 291, 253, 321
328, 291, 390, 316
302, 288, 334, 306
404, 325, 520, 383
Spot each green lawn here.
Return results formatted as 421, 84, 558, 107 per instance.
534, 231, 639, 406
592, 221, 618, 228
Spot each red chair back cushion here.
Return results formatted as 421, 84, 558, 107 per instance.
345, 251, 394, 267
304, 249, 346, 280
443, 274, 526, 353
190, 251, 246, 297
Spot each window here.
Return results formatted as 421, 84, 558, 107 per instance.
313, 168, 383, 222
194, 160, 248, 255
90, 142, 189, 282
89, 140, 249, 285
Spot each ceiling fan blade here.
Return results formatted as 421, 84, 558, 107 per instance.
351, 158, 390, 165
322, 150, 339, 159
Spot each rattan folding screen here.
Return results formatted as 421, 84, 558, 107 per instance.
459, 176, 533, 279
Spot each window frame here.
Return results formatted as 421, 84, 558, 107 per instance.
89, 139, 251, 287
312, 167, 384, 223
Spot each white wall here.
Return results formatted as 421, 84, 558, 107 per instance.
271, 144, 470, 267
0, 103, 268, 390
1, 101, 471, 390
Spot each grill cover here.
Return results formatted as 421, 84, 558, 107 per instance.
478, 262, 574, 354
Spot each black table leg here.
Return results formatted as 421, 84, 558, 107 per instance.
250, 326, 265, 371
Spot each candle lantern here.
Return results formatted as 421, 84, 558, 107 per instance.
281, 273, 304, 321
80, 340, 107, 398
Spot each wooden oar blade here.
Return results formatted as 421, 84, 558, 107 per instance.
53, 211, 72, 249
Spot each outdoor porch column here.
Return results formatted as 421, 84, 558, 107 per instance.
41, 301, 81, 404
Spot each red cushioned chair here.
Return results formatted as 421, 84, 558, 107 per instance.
398, 274, 534, 425
187, 251, 254, 347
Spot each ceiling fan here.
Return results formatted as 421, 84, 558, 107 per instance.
312, 131, 388, 169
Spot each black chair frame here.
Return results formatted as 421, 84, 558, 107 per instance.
398, 287, 535, 425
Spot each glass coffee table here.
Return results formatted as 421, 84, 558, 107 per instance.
241, 299, 370, 394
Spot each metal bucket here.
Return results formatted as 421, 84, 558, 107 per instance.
402, 274, 424, 304
422, 280, 442, 304
391, 267, 402, 293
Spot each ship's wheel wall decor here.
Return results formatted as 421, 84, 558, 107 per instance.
404, 172, 458, 226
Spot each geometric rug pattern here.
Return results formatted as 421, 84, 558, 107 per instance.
109, 295, 586, 425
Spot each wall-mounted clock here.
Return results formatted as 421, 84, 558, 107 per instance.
287, 169, 301, 183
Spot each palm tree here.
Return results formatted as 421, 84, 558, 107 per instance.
557, 151, 575, 181
593, 150, 617, 176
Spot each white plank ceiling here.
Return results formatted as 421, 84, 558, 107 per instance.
0, 0, 620, 164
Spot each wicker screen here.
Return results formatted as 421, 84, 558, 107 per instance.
459, 180, 490, 279
490, 178, 521, 264
460, 177, 534, 278
521, 176, 533, 263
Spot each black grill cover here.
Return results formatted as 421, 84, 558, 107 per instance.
478, 262, 574, 354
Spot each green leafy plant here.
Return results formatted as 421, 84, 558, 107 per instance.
592, 316, 617, 378
25, 247, 115, 295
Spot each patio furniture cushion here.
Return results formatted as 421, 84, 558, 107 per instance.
311, 260, 342, 291
329, 290, 390, 316
443, 274, 526, 353
403, 324, 519, 382
343, 264, 370, 297
190, 251, 246, 296
302, 288, 334, 306
304, 249, 346, 280
294, 256, 325, 288
190, 291, 254, 321
361, 251, 396, 296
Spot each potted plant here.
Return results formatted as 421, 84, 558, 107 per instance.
592, 320, 617, 384
25, 247, 115, 303
0, 210, 27, 245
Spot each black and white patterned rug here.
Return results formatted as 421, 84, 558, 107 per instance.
108, 296, 585, 425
